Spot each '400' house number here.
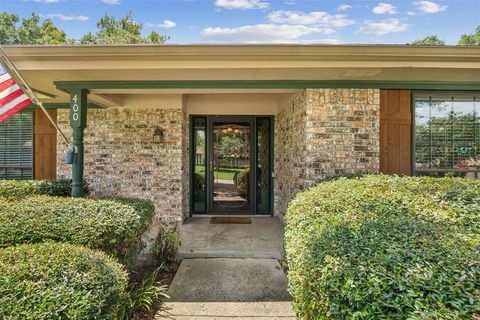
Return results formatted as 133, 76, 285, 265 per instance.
71, 94, 80, 122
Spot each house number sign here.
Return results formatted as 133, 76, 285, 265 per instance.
69, 89, 87, 129
71, 94, 79, 121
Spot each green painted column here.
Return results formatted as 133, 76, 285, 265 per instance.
69, 89, 88, 198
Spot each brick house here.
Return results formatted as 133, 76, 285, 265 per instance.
2, 44, 480, 245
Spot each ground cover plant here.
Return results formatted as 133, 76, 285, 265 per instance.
285, 175, 480, 319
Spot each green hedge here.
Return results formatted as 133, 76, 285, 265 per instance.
0, 242, 128, 320
285, 175, 480, 319
0, 195, 154, 264
0, 178, 89, 198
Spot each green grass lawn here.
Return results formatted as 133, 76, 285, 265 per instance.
195, 165, 245, 180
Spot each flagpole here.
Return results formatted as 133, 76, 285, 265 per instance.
0, 45, 70, 147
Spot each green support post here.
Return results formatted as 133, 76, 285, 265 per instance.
69, 89, 88, 197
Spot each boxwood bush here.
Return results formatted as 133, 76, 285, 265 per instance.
0, 195, 154, 265
285, 175, 480, 319
0, 178, 89, 198
0, 242, 128, 320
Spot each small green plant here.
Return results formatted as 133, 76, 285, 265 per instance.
123, 266, 170, 319
152, 224, 180, 271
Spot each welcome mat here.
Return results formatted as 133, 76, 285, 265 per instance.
210, 217, 252, 224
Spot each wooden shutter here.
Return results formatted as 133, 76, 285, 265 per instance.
34, 109, 57, 180
380, 89, 412, 175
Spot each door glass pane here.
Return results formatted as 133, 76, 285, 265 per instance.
213, 121, 251, 213
192, 117, 207, 213
256, 117, 271, 213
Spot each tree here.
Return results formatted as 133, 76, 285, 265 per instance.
0, 12, 20, 44
216, 133, 249, 162
19, 14, 68, 45
458, 26, 480, 46
411, 35, 445, 46
79, 12, 168, 44
1, 11, 169, 45
0, 12, 68, 45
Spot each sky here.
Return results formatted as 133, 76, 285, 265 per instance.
0, 0, 479, 44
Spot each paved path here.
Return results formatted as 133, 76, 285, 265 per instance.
177, 218, 284, 260
157, 302, 295, 319
156, 218, 295, 319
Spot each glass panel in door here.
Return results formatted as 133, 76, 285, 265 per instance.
256, 117, 272, 214
192, 117, 207, 213
212, 121, 252, 213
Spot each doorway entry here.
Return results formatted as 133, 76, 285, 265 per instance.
190, 115, 273, 215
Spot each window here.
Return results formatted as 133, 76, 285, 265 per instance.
0, 111, 34, 179
414, 92, 480, 178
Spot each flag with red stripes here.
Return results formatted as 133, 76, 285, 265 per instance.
0, 63, 32, 123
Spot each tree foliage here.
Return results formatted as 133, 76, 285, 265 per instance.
79, 12, 168, 44
411, 35, 445, 46
0, 12, 68, 45
215, 133, 249, 161
0, 11, 168, 45
458, 25, 480, 46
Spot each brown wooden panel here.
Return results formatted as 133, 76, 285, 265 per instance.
380, 89, 412, 176
34, 109, 57, 180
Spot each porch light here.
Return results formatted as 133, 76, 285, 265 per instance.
153, 127, 165, 143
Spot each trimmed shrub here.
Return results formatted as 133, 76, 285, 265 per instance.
234, 168, 249, 198
0, 242, 128, 320
285, 175, 480, 319
0, 196, 154, 264
0, 178, 89, 198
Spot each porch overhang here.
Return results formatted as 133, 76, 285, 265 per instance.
3, 44, 480, 109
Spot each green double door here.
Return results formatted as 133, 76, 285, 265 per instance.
190, 115, 273, 215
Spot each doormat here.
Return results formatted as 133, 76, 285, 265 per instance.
210, 217, 252, 224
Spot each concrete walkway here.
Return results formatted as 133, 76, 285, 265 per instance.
177, 218, 284, 260
156, 217, 295, 320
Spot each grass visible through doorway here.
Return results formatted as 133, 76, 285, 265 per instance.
210, 217, 252, 224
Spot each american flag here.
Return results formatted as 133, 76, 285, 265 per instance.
0, 63, 32, 123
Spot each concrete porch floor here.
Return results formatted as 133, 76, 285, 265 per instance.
177, 217, 285, 260
156, 217, 295, 319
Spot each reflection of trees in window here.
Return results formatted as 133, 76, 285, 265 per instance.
216, 133, 249, 163
415, 95, 479, 175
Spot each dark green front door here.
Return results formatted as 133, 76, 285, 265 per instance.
190, 115, 273, 215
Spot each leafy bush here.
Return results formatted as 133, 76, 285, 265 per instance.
39, 178, 90, 197
234, 168, 249, 198
152, 224, 180, 270
0, 195, 154, 265
0, 178, 89, 198
285, 175, 480, 319
0, 242, 128, 320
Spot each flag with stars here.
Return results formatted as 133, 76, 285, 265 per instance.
0, 62, 32, 123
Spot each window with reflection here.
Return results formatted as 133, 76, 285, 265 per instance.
0, 111, 33, 179
192, 117, 207, 213
414, 92, 480, 178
